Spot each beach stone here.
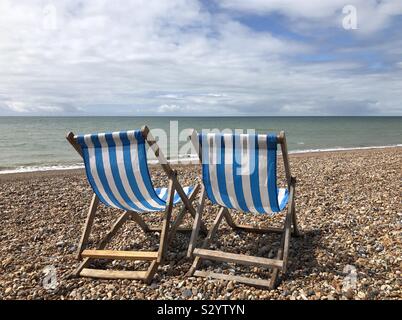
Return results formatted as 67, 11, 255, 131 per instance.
307, 289, 315, 297
357, 291, 366, 299
182, 289, 192, 299
0, 148, 400, 300
344, 289, 354, 299
375, 244, 384, 252
227, 281, 235, 292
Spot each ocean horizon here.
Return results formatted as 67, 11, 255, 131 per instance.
0, 116, 401, 174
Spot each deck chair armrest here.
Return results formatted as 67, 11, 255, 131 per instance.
66, 131, 83, 158
279, 131, 293, 189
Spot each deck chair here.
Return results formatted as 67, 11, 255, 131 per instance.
66, 126, 207, 284
186, 130, 300, 289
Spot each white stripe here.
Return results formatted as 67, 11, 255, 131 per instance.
158, 188, 168, 200
112, 132, 148, 212
98, 133, 132, 211
239, 134, 255, 213
207, 134, 225, 206
258, 135, 272, 214
128, 132, 164, 209
223, 134, 239, 209
180, 186, 190, 196
278, 188, 286, 206
84, 135, 118, 209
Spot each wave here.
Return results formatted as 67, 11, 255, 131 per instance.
0, 164, 84, 174
288, 144, 402, 154
0, 144, 401, 174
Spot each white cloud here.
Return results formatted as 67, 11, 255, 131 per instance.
157, 104, 182, 113
0, 0, 400, 115
219, 0, 402, 34
2, 100, 64, 113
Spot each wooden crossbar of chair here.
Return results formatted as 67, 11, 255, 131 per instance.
186, 131, 300, 289
66, 126, 207, 283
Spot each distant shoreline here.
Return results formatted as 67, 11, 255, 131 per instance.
1, 145, 400, 180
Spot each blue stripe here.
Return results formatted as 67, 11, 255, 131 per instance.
267, 134, 280, 212
232, 135, 249, 212
77, 136, 110, 207
198, 132, 283, 214
154, 186, 194, 204
249, 135, 265, 214
200, 134, 218, 204
91, 135, 128, 210
104, 133, 144, 212
135, 131, 166, 206
215, 135, 233, 208
119, 132, 163, 210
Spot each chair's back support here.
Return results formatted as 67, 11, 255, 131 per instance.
76, 130, 166, 212
196, 132, 288, 214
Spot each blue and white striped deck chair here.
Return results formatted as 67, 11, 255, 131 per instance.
187, 130, 300, 289
66, 126, 204, 283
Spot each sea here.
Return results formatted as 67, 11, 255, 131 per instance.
0, 116, 400, 174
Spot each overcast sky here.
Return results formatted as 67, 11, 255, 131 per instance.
0, 0, 402, 116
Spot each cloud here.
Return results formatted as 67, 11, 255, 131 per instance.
157, 104, 182, 113
0, 0, 401, 115
219, 0, 402, 34
3, 101, 63, 113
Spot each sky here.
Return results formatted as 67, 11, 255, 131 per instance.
0, 0, 402, 116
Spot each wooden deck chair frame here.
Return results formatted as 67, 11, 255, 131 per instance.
186, 130, 300, 289
66, 125, 207, 284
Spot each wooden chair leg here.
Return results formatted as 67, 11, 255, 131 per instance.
269, 179, 295, 288
187, 186, 207, 257
97, 211, 131, 249
76, 194, 99, 260
188, 199, 296, 289
71, 210, 131, 277
130, 211, 151, 232
223, 208, 237, 229
223, 208, 287, 235
269, 216, 289, 290
282, 180, 296, 274
72, 208, 162, 282
157, 178, 175, 264
187, 207, 226, 276
171, 176, 208, 235
145, 261, 159, 284
168, 184, 200, 245
290, 179, 300, 237
292, 206, 300, 237
132, 184, 206, 238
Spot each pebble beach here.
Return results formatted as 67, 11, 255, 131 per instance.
0, 147, 401, 300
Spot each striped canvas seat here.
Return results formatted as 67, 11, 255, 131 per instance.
76, 130, 194, 213
199, 133, 288, 214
